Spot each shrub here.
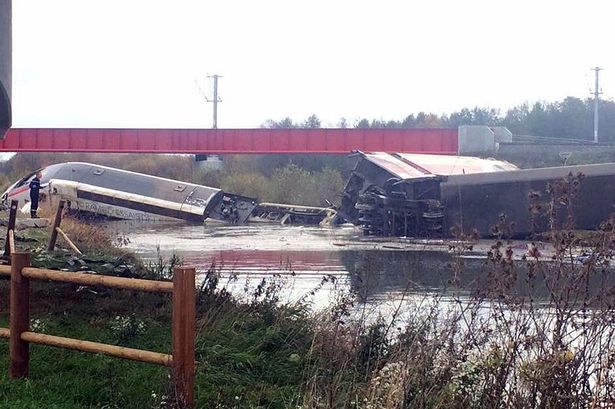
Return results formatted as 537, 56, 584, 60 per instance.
220, 172, 273, 200
270, 164, 344, 206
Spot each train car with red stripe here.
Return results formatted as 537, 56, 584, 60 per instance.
0, 162, 257, 223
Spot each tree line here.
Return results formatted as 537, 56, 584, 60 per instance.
264, 96, 615, 142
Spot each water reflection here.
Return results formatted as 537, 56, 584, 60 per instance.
112, 221, 615, 308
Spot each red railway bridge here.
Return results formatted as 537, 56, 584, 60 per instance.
0, 127, 479, 155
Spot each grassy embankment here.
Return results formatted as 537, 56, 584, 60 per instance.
0, 280, 314, 409
0, 215, 319, 408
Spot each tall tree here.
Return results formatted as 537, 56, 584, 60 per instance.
302, 114, 321, 128
355, 119, 371, 129
262, 117, 296, 128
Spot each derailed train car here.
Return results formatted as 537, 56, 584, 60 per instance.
1, 162, 257, 223
340, 152, 615, 238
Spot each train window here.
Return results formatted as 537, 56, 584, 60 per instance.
13, 171, 37, 188
92, 168, 105, 176
174, 185, 186, 192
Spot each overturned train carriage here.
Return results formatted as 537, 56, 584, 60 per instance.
340, 152, 615, 238
1, 162, 257, 223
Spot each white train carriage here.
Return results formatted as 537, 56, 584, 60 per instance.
1, 162, 257, 223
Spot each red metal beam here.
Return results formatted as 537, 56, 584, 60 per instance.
0, 128, 459, 154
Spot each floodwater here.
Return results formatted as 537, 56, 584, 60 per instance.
110, 221, 570, 311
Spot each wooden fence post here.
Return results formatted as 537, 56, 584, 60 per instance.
8, 229, 15, 255
47, 200, 65, 252
172, 267, 196, 407
3, 200, 18, 258
10, 252, 31, 378
55, 227, 82, 255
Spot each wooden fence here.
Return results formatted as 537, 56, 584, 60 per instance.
0, 213, 196, 406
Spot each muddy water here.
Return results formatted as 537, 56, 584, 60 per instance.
111, 221, 556, 311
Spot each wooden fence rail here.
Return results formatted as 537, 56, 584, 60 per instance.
20, 267, 174, 293
0, 252, 196, 407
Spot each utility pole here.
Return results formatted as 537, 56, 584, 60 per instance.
206, 74, 222, 129
194, 75, 224, 164
591, 67, 602, 143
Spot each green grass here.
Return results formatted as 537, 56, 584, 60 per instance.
0, 312, 170, 409
194, 306, 309, 408
0, 285, 313, 409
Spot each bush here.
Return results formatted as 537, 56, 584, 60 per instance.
270, 164, 344, 206
220, 172, 273, 200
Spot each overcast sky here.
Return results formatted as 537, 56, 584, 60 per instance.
10, 0, 615, 129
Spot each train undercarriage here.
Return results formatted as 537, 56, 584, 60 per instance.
355, 187, 443, 237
